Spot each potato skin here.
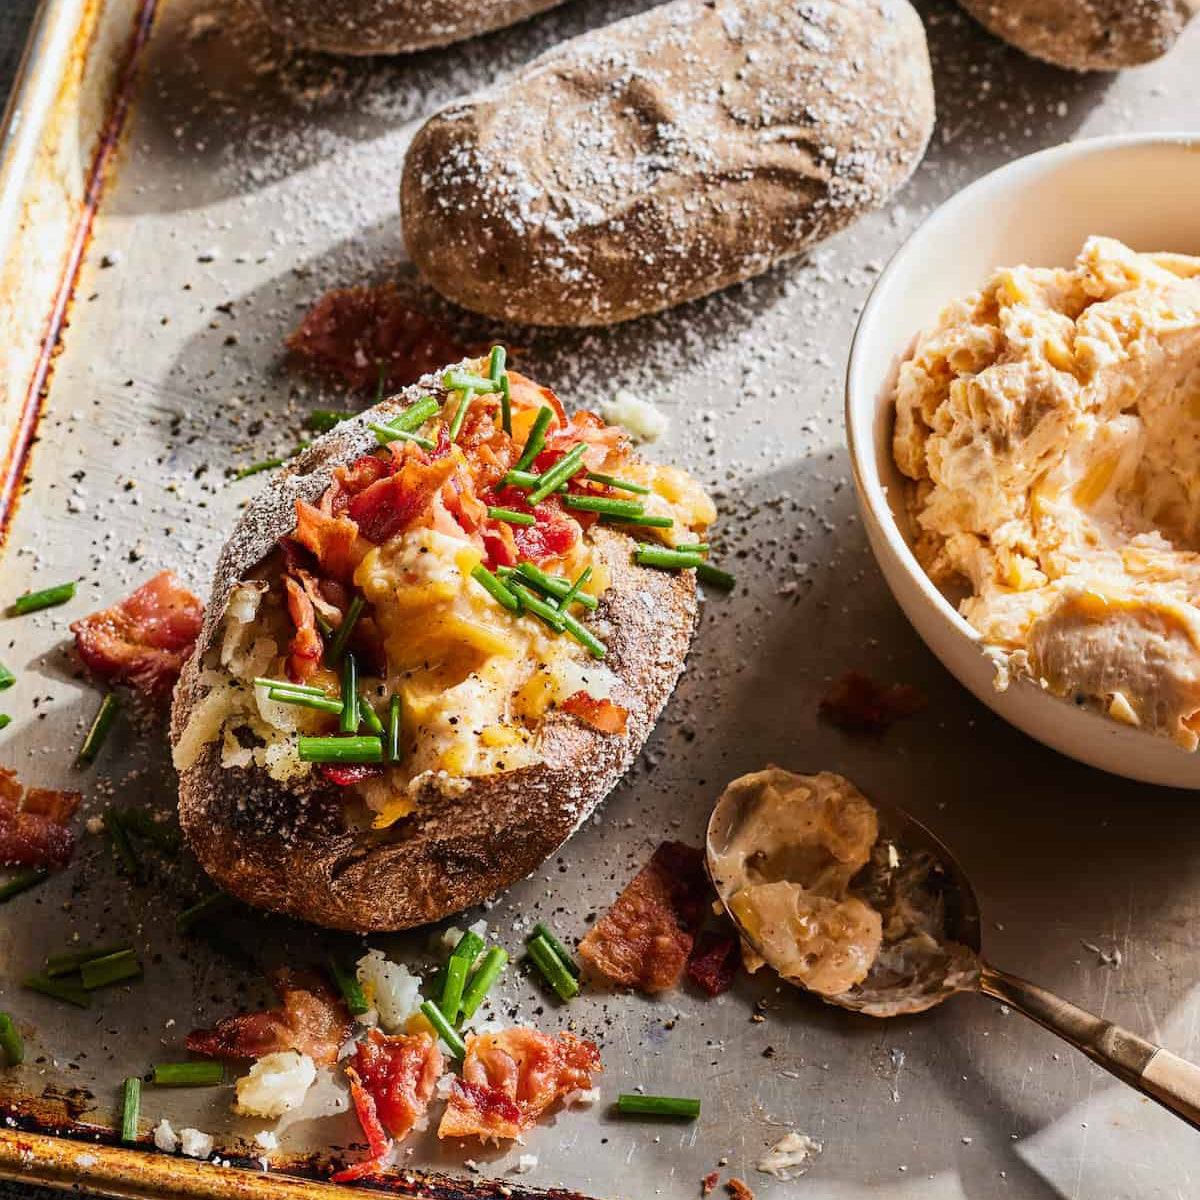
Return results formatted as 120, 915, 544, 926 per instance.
171, 377, 698, 932
401, 0, 934, 327
241, 0, 568, 56
956, 0, 1197, 72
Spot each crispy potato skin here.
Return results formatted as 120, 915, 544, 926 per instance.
956, 0, 1197, 72
241, 0, 568, 55
401, 0, 934, 327
171, 377, 698, 932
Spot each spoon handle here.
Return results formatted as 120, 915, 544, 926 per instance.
980, 964, 1200, 1130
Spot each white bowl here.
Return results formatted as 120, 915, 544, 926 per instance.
846, 133, 1200, 789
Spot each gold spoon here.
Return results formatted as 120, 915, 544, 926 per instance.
706, 777, 1200, 1129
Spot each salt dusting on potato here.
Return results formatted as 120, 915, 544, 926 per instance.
401, 0, 934, 327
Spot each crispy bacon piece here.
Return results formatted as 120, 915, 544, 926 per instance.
293, 501, 365, 583
687, 934, 741, 997
0, 768, 79, 869
561, 692, 629, 735
287, 283, 467, 393
727, 1179, 754, 1200
540, 410, 628, 472
319, 764, 384, 787
333, 1071, 393, 1183
349, 1030, 443, 1139
70, 571, 203, 697
819, 671, 926, 732
702, 1171, 720, 1195
347, 446, 458, 545
577, 842, 711, 994
283, 576, 324, 683
185, 969, 351, 1065
438, 1029, 601, 1142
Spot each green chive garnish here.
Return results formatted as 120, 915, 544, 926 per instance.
10, 582, 75, 616
420, 1000, 466, 1059
103, 808, 141, 881
268, 688, 343, 714
0, 1014, 23, 1066
470, 564, 521, 613
440, 956, 469, 1026
340, 655, 360, 734
616, 1094, 700, 1119
0, 870, 49, 903
387, 695, 401, 763
389, 396, 440, 432
528, 922, 580, 978
47, 942, 131, 978
0, 664, 13, 690
634, 546, 704, 571
585, 472, 650, 495
674, 543, 709, 554
500, 469, 543, 490
528, 443, 587, 505
22, 974, 90, 1008
116, 809, 182, 854
559, 610, 606, 659
358, 694, 385, 737
443, 369, 499, 395
563, 495, 645, 519
557, 567, 593, 615
449, 388, 474, 442
254, 677, 323, 695
459, 947, 508, 1021
176, 891, 237, 935
602, 513, 674, 529
508, 583, 564, 633
696, 562, 736, 590
121, 1077, 141, 1143
77, 692, 119, 766
153, 1061, 224, 1087
490, 347, 511, 436
511, 407, 554, 474
298, 736, 382, 764
328, 959, 369, 1017
370, 423, 435, 452
306, 409, 353, 433
325, 595, 363, 666
0, 715, 9, 732
511, 562, 598, 610
451, 930, 485, 966
526, 934, 579, 1001
486, 506, 535, 527
81, 948, 142, 990
235, 446, 309, 479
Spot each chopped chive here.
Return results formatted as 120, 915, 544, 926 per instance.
443, 369, 499, 395
387, 695, 401, 763
585, 472, 650, 495
448, 388, 475, 441
486, 506, 535, 527
420, 1000, 467, 1059
117, 810, 182, 854
77, 692, 119, 766
121, 1077, 141, 1143
489, 346, 511, 437
512, 562, 598, 611
459, 947, 508, 1021
673, 543, 709, 554
528, 443, 587, 505
268, 687, 344, 714
440, 956, 469, 1026
488, 345, 507, 382
0, 664, 13, 689
0, 715, 9, 732
177, 891, 237, 935
297, 736, 382, 763
328, 959, 369, 1017
254, 677, 323, 696
10, 582, 75, 616
451, 930, 485, 966
81, 948, 142, 990
340, 656, 358, 734
526, 934, 579, 1002
0, 870, 49, 903
370, 423, 435, 451
234, 446, 309, 480
315, 607, 335, 635
23, 974, 90, 1008
0, 1014, 23, 1066
508, 583, 565, 633
563, 495, 645, 518
634, 547, 704, 572
389, 396, 440, 432
557, 567, 593, 615
325, 595, 364, 666
306, 409, 353, 433
103, 809, 141, 881
512, 407, 554, 473
616, 1094, 700, 1119
559, 610, 607, 660
528, 922, 580, 978
602, 512, 674, 529
470, 563, 521, 613
152, 1061, 224, 1087
696, 562, 736, 590
47, 942, 131, 978
358, 694, 385, 737
500, 469, 544, 490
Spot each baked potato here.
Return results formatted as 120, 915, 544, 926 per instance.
171, 360, 717, 931
401, 0, 935, 327
956, 0, 1197, 71
239, 0, 568, 56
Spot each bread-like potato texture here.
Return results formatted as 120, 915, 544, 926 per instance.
171, 384, 698, 932
241, 0, 568, 56
956, 0, 1197, 72
400, 0, 934, 327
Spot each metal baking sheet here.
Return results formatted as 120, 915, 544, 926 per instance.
3, 1, 1200, 1197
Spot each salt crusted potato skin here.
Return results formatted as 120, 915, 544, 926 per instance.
171, 383, 698, 933
400, 0, 934, 327
241, 0, 568, 56
956, 0, 1197, 72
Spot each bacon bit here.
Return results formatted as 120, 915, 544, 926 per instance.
283, 576, 324, 683
687, 934, 741, 997
509, 373, 567, 427
346, 1030, 443, 1141
287, 283, 468, 393
70, 571, 203, 697
727, 1179, 754, 1200
333, 1067, 394, 1183
293, 501, 365, 583
540, 410, 628, 473
0, 768, 79, 870
347, 446, 458, 545
185, 969, 351, 1065
319, 763, 384, 787
577, 842, 711, 994
561, 692, 628, 735
702, 1171, 720, 1196
438, 1028, 601, 1142
819, 671, 926, 732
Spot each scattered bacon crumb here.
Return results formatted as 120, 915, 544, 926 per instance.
0, 767, 80, 869
819, 670, 926, 731
702, 1171, 720, 1195
561, 691, 629, 735
70, 571, 203, 697
185, 969, 351, 1065
332, 1069, 393, 1184
687, 933, 741, 997
727, 1178, 754, 1200
577, 842, 711, 994
319, 764, 384, 787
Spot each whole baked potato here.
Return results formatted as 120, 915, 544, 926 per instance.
171, 361, 717, 931
401, 0, 934, 327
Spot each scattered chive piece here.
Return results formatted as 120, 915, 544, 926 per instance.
674, 543, 709, 554
390, 396, 440, 432
117, 810, 182, 854
443, 369, 498, 395
121, 1077, 141, 1143
306, 409, 353, 433
459, 947, 508, 1021
500, 469, 544, 490
46, 942, 131, 978
370, 423, 435, 451
0, 870, 49, 903
508, 582, 564, 633
328, 959, 369, 1017
486, 506, 535, 527
10, 582, 76, 616
696, 562, 736, 590
0, 664, 13, 689
314, 611, 333, 638
81, 948, 142, 990
470, 563, 521, 613
602, 512, 674, 529
634, 547, 704, 572
563, 495, 645, 518
512, 562, 598, 611
358, 694, 385, 737
22, 974, 90, 1008
451, 930, 485, 966
254, 677, 323, 696
152, 1061, 224, 1087
0, 715, 9, 732
0, 1014, 23, 1066
420, 1000, 467, 1059
557, 567, 593, 615
77, 692, 119, 766
511, 407, 554, 474
448, 388, 474, 442
325, 595, 364, 666
528, 922, 580, 978
615, 1094, 700, 1120
268, 687, 344, 714
103, 809, 141, 881
584, 472, 650, 495
488, 345, 507, 381
335, 647, 357, 730
177, 891, 237, 935
387, 695, 402, 763
234, 446, 309, 480
559, 610, 607, 660
440, 956, 469, 1026
528, 443, 587, 505
489, 346, 511, 436
297, 736, 382, 764
526, 934, 579, 1002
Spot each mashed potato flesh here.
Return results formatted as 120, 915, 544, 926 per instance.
894, 236, 1200, 747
